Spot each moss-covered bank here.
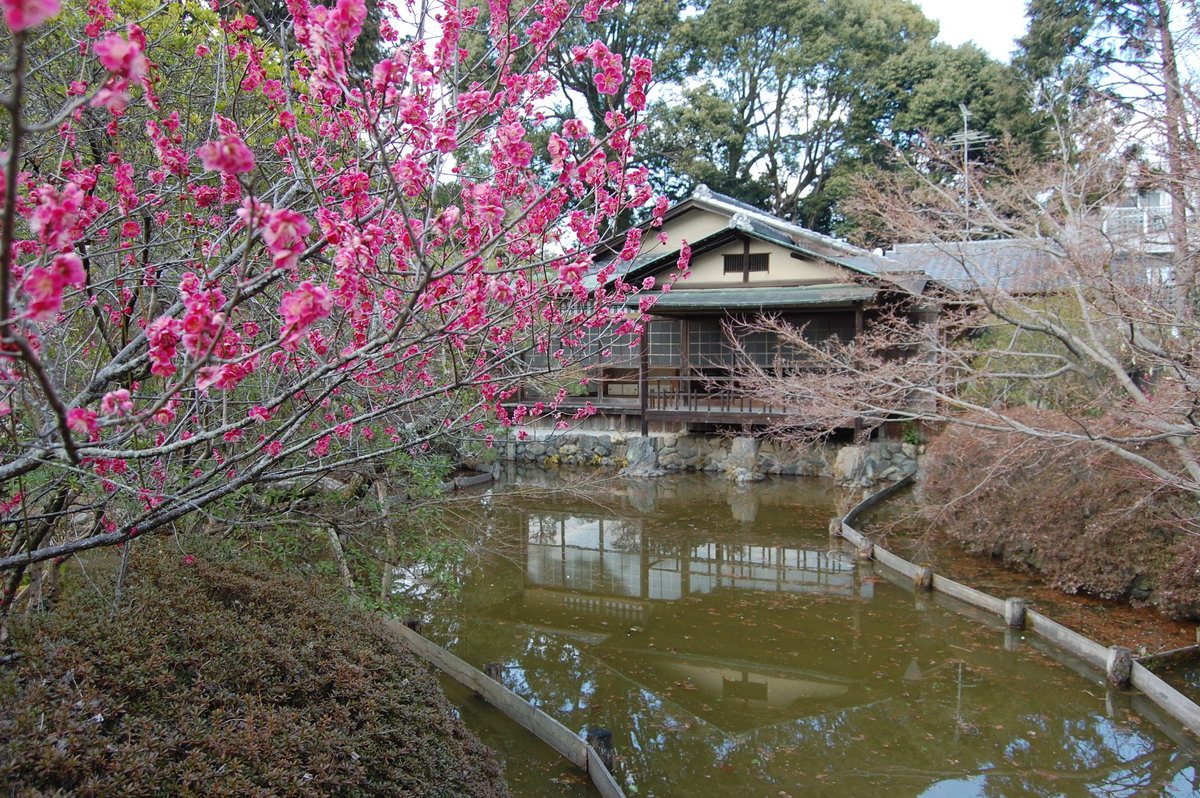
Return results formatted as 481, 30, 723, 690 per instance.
0, 544, 510, 797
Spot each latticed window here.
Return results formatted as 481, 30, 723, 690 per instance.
783, 312, 855, 344
689, 320, 730, 368
722, 253, 769, 274
648, 319, 681, 367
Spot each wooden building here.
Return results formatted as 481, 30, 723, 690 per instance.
528, 186, 913, 435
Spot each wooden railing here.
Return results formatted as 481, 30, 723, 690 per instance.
642, 374, 788, 416
517, 373, 794, 419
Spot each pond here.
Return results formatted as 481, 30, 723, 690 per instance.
412, 468, 1200, 797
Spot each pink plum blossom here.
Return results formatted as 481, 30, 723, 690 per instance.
2, 0, 59, 32
66, 407, 98, 435
23, 253, 85, 321
146, 316, 183, 377
241, 201, 311, 270
279, 281, 332, 349
100, 388, 133, 416
94, 32, 147, 80
197, 134, 255, 175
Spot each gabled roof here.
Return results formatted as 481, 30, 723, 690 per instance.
883, 239, 1065, 293
600, 183, 883, 283
600, 185, 881, 283
683, 186, 872, 264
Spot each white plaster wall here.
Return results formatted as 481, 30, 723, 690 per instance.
636, 210, 727, 260
680, 242, 839, 285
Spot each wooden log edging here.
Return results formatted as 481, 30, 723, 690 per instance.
1137, 644, 1200, 669
835, 481, 1200, 736
379, 616, 627, 798
842, 474, 914, 528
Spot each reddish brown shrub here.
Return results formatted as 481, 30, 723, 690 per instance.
921, 409, 1200, 619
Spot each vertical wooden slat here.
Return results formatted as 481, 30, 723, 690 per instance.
639, 326, 649, 436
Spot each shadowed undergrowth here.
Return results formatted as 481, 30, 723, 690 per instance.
0, 541, 510, 797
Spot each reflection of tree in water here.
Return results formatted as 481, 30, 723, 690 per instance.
528, 514, 563, 546
442, 623, 1191, 797
607, 521, 642, 552
513, 634, 633, 718
424, 479, 1199, 797
604, 680, 1187, 797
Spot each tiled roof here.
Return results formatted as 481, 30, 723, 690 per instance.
883, 239, 1065, 293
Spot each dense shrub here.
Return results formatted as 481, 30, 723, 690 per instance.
0, 544, 510, 797
921, 409, 1200, 619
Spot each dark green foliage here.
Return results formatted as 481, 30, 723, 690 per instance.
868, 43, 1044, 154
0, 544, 510, 797
641, 0, 1044, 233
1016, 0, 1168, 82
1015, 0, 1100, 81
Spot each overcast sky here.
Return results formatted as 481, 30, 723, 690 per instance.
912, 0, 1030, 62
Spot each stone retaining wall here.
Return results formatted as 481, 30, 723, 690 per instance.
499, 430, 920, 486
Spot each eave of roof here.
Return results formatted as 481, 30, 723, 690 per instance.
627, 284, 877, 312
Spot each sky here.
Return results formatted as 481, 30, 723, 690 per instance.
913, 0, 1031, 62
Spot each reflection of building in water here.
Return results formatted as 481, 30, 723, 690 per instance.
523, 512, 870, 602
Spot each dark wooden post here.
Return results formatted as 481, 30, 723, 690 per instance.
828, 517, 843, 539
914, 564, 933, 591
853, 305, 865, 442
586, 728, 615, 771
639, 324, 649, 437
680, 317, 691, 413
484, 662, 504, 681
403, 617, 423, 634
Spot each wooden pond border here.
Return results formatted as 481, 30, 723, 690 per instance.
837, 475, 1200, 736
379, 615, 627, 798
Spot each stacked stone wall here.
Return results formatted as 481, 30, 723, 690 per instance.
499, 430, 920, 486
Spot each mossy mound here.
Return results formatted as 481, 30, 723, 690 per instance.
0, 544, 510, 797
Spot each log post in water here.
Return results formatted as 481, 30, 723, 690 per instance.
403, 617, 423, 634
914, 564, 933, 591
484, 662, 504, 682
1004, 628, 1023, 652
586, 728, 615, 772
1005, 598, 1027, 629
1107, 646, 1133, 688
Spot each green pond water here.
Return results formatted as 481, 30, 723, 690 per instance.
411, 468, 1200, 797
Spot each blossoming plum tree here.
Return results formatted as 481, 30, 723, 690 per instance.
0, 0, 669, 618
